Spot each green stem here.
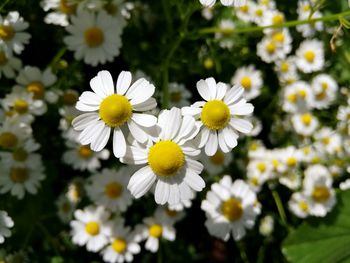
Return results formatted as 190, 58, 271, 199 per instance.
0, 0, 11, 12
198, 10, 350, 35
271, 188, 288, 226
48, 47, 67, 69
237, 241, 250, 263
36, 222, 60, 256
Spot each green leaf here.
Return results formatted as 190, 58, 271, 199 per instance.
282, 190, 350, 263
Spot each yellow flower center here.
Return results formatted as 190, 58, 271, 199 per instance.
112, 239, 127, 253
265, 42, 276, 54
272, 159, 279, 169
250, 176, 259, 186
14, 99, 29, 114
316, 91, 326, 100
165, 208, 178, 217
257, 162, 266, 173
78, 145, 93, 159
239, 5, 249, 13
99, 94, 132, 127
62, 91, 78, 106
12, 148, 28, 161
85, 221, 100, 236
322, 137, 330, 145
170, 92, 182, 103
59, 0, 76, 14
26, 81, 45, 100
84, 27, 104, 48
148, 140, 185, 177
272, 14, 284, 25
10, 167, 28, 183
303, 4, 311, 12
0, 25, 15, 41
304, 51, 315, 63
209, 150, 225, 165
201, 100, 230, 130
255, 9, 263, 17
312, 186, 330, 203
0, 132, 18, 149
149, 224, 163, 238
0, 51, 8, 65
298, 200, 309, 212
321, 82, 328, 90
280, 62, 289, 72
286, 157, 297, 167
221, 198, 243, 222
301, 113, 312, 126
273, 32, 285, 43
240, 76, 252, 90
303, 147, 311, 155
297, 90, 307, 98
104, 182, 123, 199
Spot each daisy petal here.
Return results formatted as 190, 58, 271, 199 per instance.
131, 113, 157, 127
79, 91, 103, 105
216, 82, 228, 100
223, 127, 238, 148
229, 103, 254, 115
130, 84, 155, 105
132, 98, 157, 112
218, 130, 230, 153
90, 70, 114, 97
184, 170, 205, 191
76, 101, 99, 112
161, 108, 181, 140
205, 77, 217, 99
128, 120, 149, 143
224, 86, 244, 105
113, 128, 127, 158
90, 125, 110, 152
128, 166, 156, 198
197, 79, 211, 101
78, 120, 103, 145
155, 180, 170, 205
116, 71, 132, 95
230, 118, 253, 133
205, 130, 218, 156
72, 113, 99, 131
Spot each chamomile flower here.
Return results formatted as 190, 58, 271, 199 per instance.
291, 112, 319, 136
66, 178, 84, 204
201, 176, 259, 241
257, 36, 287, 63
0, 119, 31, 150
235, 1, 254, 23
310, 74, 338, 109
70, 205, 111, 252
64, 9, 126, 66
247, 159, 272, 182
0, 211, 14, 244
231, 65, 263, 100
121, 107, 204, 205
314, 128, 342, 155
200, 0, 246, 7
0, 11, 31, 55
200, 150, 233, 175
296, 1, 323, 37
182, 78, 254, 156
261, 10, 285, 33
72, 70, 157, 158
282, 81, 313, 113
41, 0, 77, 27
56, 194, 76, 223
215, 19, 235, 49
303, 165, 336, 217
279, 170, 301, 190
155, 206, 185, 225
250, 2, 268, 25
101, 221, 141, 263
259, 215, 274, 236
0, 138, 40, 166
296, 40, 324, 73
86, 168, 133, 212
0, 159, 45, 199
0, 48, 21, 79
168, 82, 192, 108
288, 192, 311, 218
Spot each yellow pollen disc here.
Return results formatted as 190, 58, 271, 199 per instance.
59, 0, 76, 14
112, 239, 127, 253
316, 91, 326, 100
240, 76, 252, 90
311, 156, 320, 164
0, 25, 15, 41
209, 150, 225, 165
301, 113, 312, 126
321, 82, 328, 90
170, 92, 182, 103
84, 27, 104, 48
272, 14, 284, 25
266, 42, 276, 53
149, 224, 163, 238
280, 62, 289, 72
297, 90, 307, 98
78, 145, 93, 159
201, 100, 230, 130
303, 5, 311, 12
322, 137, 330, 145
303, 147, 311, 155
0, 51, 8, 65
249, 143, 258, 151
0, 132, 18, 149
26, 81, 45, 100
287, 94, 297, 103
12, 148, 28, 161
286, 78, 296, 85
286, 157, 297, 167
70, 186, 81, 202
255, 9, 263, 17
261, 0, 269, 5
304, 51, 315, 63
239, 5, 249, 13
14, 99, 29, 114
62, 202, 71, 213
250, 177, 259, 186
166, 208, 178, 217
272, 159, 279, 169
298, 200, 309, 212
85, 221, 100, 236
62, 91, 78, 106
273, 32, 285, 43
10, 167, 28, 183
99, 94, 132, 127
312, 186, 330, 203
222, 198, 243, 222
104, 182, 123, 199
257, 162, 266, 173
148, 140, 185, 177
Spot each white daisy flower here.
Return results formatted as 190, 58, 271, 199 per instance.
121, 107, 204, 205
235, 1, 254, 23
66, 178, 84, 204
310, 74, 338, 109
72, 70, 157, 158
215, 19, 235, 49
296, 1, 323, 37
41, 0, 77, 27
2, 86, 47, 124
282, 81, 313, 113
0, 138, 40, 166
268, 29, 292, 55
200, 0, 246, 7
259, 215, 274, 237
337, 105, 350, 123
247, 159, 272, 183
279, 170, 301, 190
303, 164, 336, 217
261, 10, 285, 33
0, 119, 32, 150
182, 78, 254, 156
168, 82, 192, 108
274, 57, 297, 77
200, 150, 232, 175
70, 205, 111, 252
314, 128, 342, 155
231, 65, 263, 100
155, 206, 185, 225
86, 168, 133, 212
101, 221, 141, 263
201, 7, 214, 20
295, 40, 324, 73
288, 192, 311, 218
250, 2, 268, 25
56, 193, 76, 223
64, 9, 126, 66
258, 0, 275, 9
201, 176, 259, 241
134, 213, 176, 253
0, 11, 31, 55
0, 211, 14, 244
256, 35, 287, 63
0, 158, 45, 199
291, 112, 319, 136
0, 47, 21, 79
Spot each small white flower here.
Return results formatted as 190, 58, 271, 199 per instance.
56, 194, 76, 223
200, 150, 232, 175
283, 81, 314, 113
310, 74, 338, 109
168, 83, 192, 108
291, 112, 319, 136
200, 0, 246, 7
231, 65, 263, 100
0, 118, 32, 150
295, 40, 324, 73
215, 19, 235, 49
259, 215, 274, 236
0, 48, 21, 79
288, 192, 311, 218
41, 0, 77, 27
0, 211, 14, 244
